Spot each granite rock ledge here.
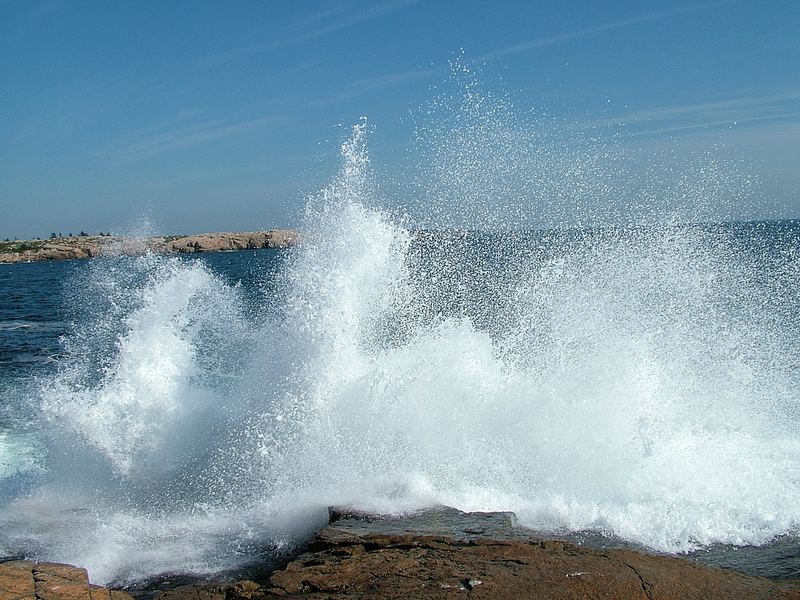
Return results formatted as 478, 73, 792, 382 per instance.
0, 560, 133, 600
0, 230, 298, 264
4, 507, 800, 599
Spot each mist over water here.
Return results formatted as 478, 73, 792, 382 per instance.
1, 77, 800, 585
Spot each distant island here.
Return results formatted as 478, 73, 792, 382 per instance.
0, 230, 299, 264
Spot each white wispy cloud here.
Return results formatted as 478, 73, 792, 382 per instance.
27, 0, 63, 20
476, 1, 731, 61
613, 110, 800, 138
584, 88, 800, 137
306, 65, 439, 107
195, 0, 420, 69
112, 115, 282, 163
277, 0, 421, 46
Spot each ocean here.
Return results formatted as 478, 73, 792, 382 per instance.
1, 123, 799, 586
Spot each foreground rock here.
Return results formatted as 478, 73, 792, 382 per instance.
248, 507, 800, 599
5, 508, 800, 599
0, 561, 133, 600
262, 532, 799, 599
0, 230, 298, 264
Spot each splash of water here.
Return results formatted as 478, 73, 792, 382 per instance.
1, 99, 800, 586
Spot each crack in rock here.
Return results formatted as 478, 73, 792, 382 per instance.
622, 561, 653, 600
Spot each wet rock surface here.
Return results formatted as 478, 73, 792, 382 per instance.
253, 507, 800, 599
0, 561, 133, 600
4, 508, 800, 599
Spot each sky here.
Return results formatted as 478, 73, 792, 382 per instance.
1, 0, 799, 239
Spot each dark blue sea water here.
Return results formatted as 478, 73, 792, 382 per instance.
0, 250, 286, 420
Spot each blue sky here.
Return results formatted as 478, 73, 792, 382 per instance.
1, 0, 799, 239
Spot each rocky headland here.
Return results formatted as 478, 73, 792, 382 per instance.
3, 507, 799, 600
0, 230, 298, 264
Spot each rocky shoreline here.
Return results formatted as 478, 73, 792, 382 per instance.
0, 230, 298, 264
3, 507, 799, 599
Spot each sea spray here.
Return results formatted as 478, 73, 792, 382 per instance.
408, 57, 754, 231
247, 117, 800, 555
1, 109, 799, 584
223, 120, 416, 514
0, 252, 281, 582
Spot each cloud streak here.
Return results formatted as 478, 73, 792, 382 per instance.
613, 109, 800, 138
276, 0, 421, 47
195, 0, 421, 69
584, 88, 800, 137
27, 0, 63, 20
306, 65, 439, 107
476, 2, 731, 61
112, 115, 282, 163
